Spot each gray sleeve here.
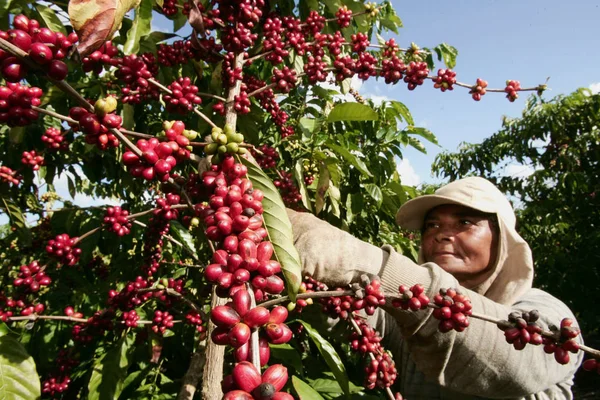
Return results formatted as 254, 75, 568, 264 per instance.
376, 246, 583, 398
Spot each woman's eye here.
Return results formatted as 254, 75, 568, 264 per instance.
460, 219, 473, 226
424, 222, 439, 230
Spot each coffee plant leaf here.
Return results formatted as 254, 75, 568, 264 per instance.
292, 376, 326, 400
293, 160, 313, 212
269, 343, 305, 377
365, 183, 383, 208
241, 157, 302, 300
69, 0, 142, 56
300, 321, 350, 395
326, 142, 373, 177
434, 43, 459, 69
123, 0, 153, 55
170, 220, 198, 258
34, 4, 67, 35
0, 334, 41, 400
87, 335, 134, 400
327, 103, 379, 122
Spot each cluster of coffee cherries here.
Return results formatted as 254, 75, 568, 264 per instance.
252, 144, 279, 169
185, 311, 205, 333
350, 318, 399, 390
392, 283, 430, 311
141, 194, 181, 276
42, 376, 71, 397
123, 120, 192, 182
470, 78, 488, 101
0, 82, 42, 127
321, 278, 386, 319
152, 310, 175, 335
404, 61, 429, 90
103, 206, 132, 236
433, 68, 457, 92
504, 80, 521, 102
271, 67, 297, 93
211, 291, 292, 350
204, 124, 248, 165
0, 165, 21, 185
164, 76, 203, 114
115, 54, 160, 104
0, 295, 45, 320
122, 310, 140, 328
431, 287, 472, 333
13, 260, 51, 293
81, 40, 119, 74
497, 310, 544, 350
222, 362, 292, 400
68, 106, 120, 150
542, 318, 581, 365
273, 170, 302, 209
45, 233, 81, 267
0, 14, 75, 82
41, 127, 68, 151
21, 150, 44, 170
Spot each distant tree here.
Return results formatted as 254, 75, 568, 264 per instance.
433, 88, 600, 332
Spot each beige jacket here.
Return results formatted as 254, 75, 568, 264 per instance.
287, 210, 583, 399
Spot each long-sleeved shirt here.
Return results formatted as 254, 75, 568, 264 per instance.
369, 245, 583, 399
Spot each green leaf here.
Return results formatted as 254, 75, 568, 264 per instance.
434, 43, 459, 69
9, 126, 25, 144
124, 0, 153, 55
1, 196, 31, 246
390, 101, 414, 125
315, 162, 330, 215
405, 126, 438, 145
34, 4, 67, 34
364, 184, 383, 208
292, 376, 326, 400
327, 103, 378, 122
88, 335, 134, 400
326, 142, 373, 177
0, 334, 41, 399
170, 220, 198, 257
241, 157, 302, 300
300, 321, 349, 395
293, 160, 313, 212
269, 343, 304, 376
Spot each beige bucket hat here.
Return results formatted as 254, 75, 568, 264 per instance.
396, 177, 534, 305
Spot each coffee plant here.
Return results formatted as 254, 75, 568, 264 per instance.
0, 1, 597, 399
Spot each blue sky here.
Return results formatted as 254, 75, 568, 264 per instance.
364, 0, 600, 185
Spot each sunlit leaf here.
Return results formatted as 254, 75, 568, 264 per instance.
364, 184, 382, 208
170, 220, 197, 256
0, 335, 41, 399
327, 103, 378, 122
434, 43, 459, 69
241, 157, 302, 300
69, 0, 142, 56
300, 321, 349, 395
124, 0, 153, 55
292, 376, 326, 400
35, 4, 67, 34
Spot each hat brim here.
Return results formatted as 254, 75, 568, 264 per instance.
395, 194, 495, 230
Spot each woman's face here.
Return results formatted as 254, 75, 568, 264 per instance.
421, 204, 498, 287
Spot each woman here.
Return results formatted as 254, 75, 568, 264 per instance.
287, 177, 582, 399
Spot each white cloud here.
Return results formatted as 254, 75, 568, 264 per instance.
502, 163, 537, 178
396, 159, 421, 187
589, 82, 600, 94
